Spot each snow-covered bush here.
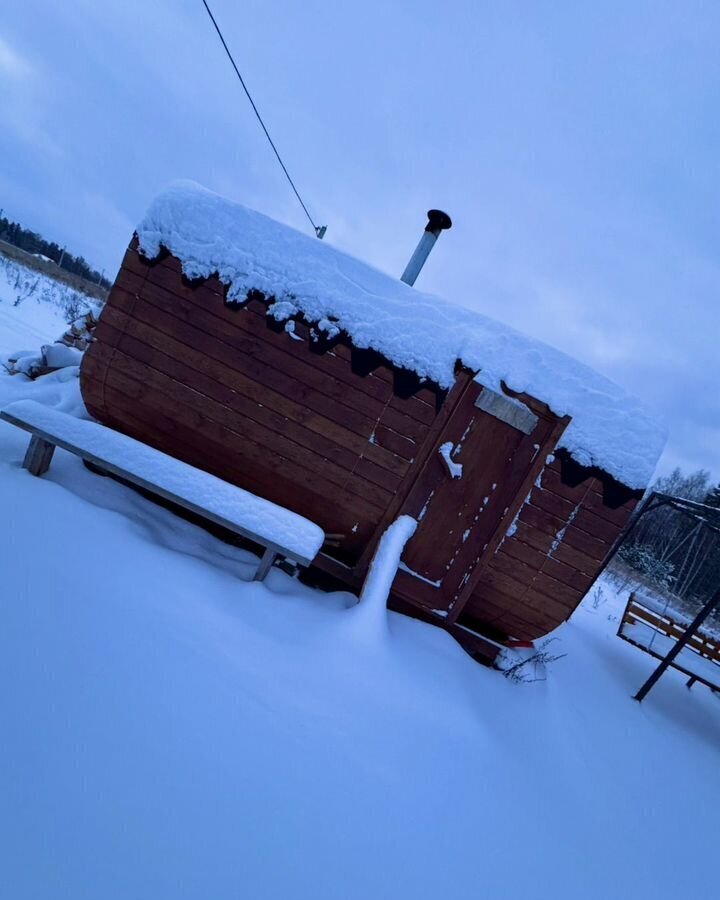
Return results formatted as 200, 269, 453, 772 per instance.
617, 543, 675, 587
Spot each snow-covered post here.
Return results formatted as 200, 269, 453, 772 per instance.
352, 515, 418, 640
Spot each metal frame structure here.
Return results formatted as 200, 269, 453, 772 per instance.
602, 490, 720, 701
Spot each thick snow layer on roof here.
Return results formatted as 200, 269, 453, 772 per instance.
137, 181, 667, 489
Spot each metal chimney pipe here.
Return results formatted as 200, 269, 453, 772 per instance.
400, 209, 452, 286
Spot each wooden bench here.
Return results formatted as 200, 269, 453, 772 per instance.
618, 592, 720, 693
1, 400, 325, 581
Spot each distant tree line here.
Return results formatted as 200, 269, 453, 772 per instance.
0, 210, 111, 289
618, 467, 720, 607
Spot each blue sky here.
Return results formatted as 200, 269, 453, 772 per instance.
1, 0, 718, 483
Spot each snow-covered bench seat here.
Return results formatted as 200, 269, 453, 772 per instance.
0, 399, 325, 580
617, 593, 720, 693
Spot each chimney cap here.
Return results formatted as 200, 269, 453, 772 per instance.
425, 209, 452, 233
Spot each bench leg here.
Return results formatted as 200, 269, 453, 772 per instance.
686, 676, 697, 690
22, 435, 56, 476
254, 548, 278, 582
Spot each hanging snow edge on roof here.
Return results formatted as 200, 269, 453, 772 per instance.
135, 180, 667, 490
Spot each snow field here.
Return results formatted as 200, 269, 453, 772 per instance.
0, 254, 79, 354
0, 272, 717, 900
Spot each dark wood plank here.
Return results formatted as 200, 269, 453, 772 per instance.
99, 323, 404, 495
111, 261, 435, 463
497, 537, 594, 593
355, 370, 475, 575
489, 553, 583, 610
540, 464, 636, 526
445, 411, 571, 622
518, 502, 611, 562
149, 250, 444, 421
98, 297, 418, 463
96, 381, 382, 553
461, 586, 557, 639
130, 281, 427, 452
84, 347, 393, 514
507, 521, 604, 577
138, 262, 432, 443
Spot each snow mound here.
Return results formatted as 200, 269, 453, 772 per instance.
137, 181, 667, 489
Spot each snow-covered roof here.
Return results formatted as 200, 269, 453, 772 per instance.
137, 181, 667, 490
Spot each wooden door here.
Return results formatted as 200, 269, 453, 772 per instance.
396, 381, 561, 615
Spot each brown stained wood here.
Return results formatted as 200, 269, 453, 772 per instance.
562, 520, 617, 561
537, 462, 602, 502
540, 464, 637, 526
390, 568, 446, 612
530, 554, 594, 597
457, 603, 552, 642
402, 397, 530, 583
140, 262, 432, 443
95, 325, 404, 495
497, 538, 595, 594
148, 254, 440, 421
97, 382, 380, 553
218, 283, 442, 433
498, 535, 552, 572
242, 304, 394, 403
120, 279, 428, 452
120, 245, 156, 280
325, 341, 440, 410
529, 484, 580, 521
542, 460, 638, 527
481, 566, 575, 621
84, 348, 392, 518
529, 481, 627, 545
571, 506, 630, 544
581, 491, 637, 528
103, 345, 395, 510
488, 553, 583, 611
625, 603, 720, 662
100, 314, 412, 480
518, 502, 611, 562
460, 589, 556, 641
507, 521, 602, 577
98, 296, 418, 462
355, 370, 475, 576
136, 273, 434, 460
464, 585, 557, 631
85, 354, 386, 537
385, 596, 501, 664
130, 244, 449, 411
444, 410, 571, 624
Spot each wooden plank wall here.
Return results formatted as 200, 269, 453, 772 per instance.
458, 457, 638, 641
80, 241, 450, 564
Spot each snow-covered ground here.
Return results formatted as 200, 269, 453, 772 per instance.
0, 296, 717, 899
0, 254, 93, 357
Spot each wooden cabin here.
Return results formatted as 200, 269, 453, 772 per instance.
80, 183, 664, 661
